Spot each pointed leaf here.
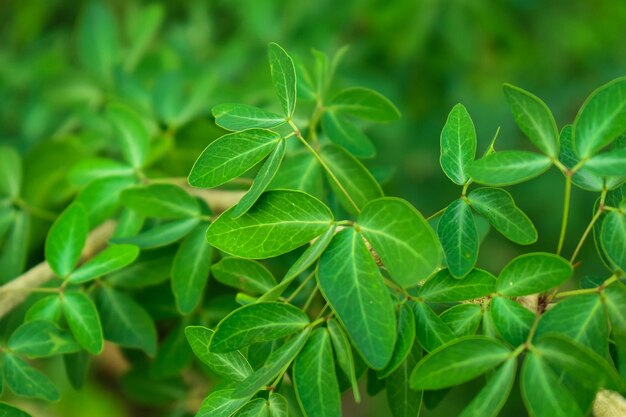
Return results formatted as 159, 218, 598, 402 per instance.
329, 87, 400, 122
45, 203, 88, 278
496, 252, 573, 296
440, 304, 483, 337
386, 343, 422, 417
268, 43, 297, 118
601, 211, 626, 272
322, 111, 375, 158
490, 296, 534, 346
212, 103, 285, 131
412, 302, 455, 352
419, 268, 495, 302
327, 318, 360, 402
458, 358, 516, 417
212, 257, 276, 295
3, 353, 59, 401
120, 184, 200, 219
106, 103, 149, 168
8, 320, 80, 358
378, 303, 416, 378
586, 148, 626, 176
439, 103, 477, 185
68, 244, 139, 284
62, 291, 103, 354
112, 217, 200, 249
437, 199, 478, 278
467, 151, 552, 186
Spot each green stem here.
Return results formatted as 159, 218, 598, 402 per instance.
556, 175, 572, 256
288, 120, 361, 213
285, 270, 315, 303
13, 198, 58, 222
426, 206, 447, 222
554, 287, 598, 299
302, 286, 319, 312
569, 187, 608, 264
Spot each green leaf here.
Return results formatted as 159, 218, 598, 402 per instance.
378, 303, 416, 378
419, 268, 495, 302
94, 286, 157, 356
412, 302, 455, 352
439, 103, 477, 185
268, 43, 297, 118
123, 4, 164, 72
210, 302, 309, 353
521, 352, 583, 417
106, 103, 149, 168
601, 211, 626, 271
212, 257, 276, 295
151, 323, 194, 378
0, 210, 29, 283
329, 87, 400, 122
437, 199, 478, 278
268, 393, 288, 417
317, 228, 396, 369
188, 129, 281, 188
63, 351, 89, 390
78, 1, 118, 81
269, 151, 324, 199
112, 217, 200, 249
212, 103, 285, 131
68, 158, 134, 187
386, 343, 422, 417
490, 296, 534, 346
232, 139, 286, 218
196, 389, 250, 417
535, 334, 623, 391
45, 203, 88, 278
8, 320, 80, 358
321, 111, 375, 158
326, 318, 360, 402
235, 399, 269, 417
25, 295, 62, 324
585, 148, 626, 176
76, 175, 137, 226
3, 353, 59, 401
458, 358, 516, 417
233, 328, 311, 398
0, 402, 32, 417
105, 247, 174, 288
319, 144, 383, 213
207, 190, 333, 259
468, 187, 538, 245
0, 147, 21, 198
535, 294, 608, 355
496, 252, 573, 296
68, 244, 139, 284
467, 151, 552, 186
121, 184, 200, 219
503, 84, 559, 157
604, 282, 626, 331
574, 77, 626, 158
409, 336, 511, 390
172, 224, 213, 315
358, 197, 440, 287
294, 328, 341, 417
440, 304, 483, 337
559, 125, 607, 192
185, 326, 253, 382
62, 291, 103, 354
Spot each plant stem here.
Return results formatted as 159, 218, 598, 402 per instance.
13, 198, 58, 222
569, 187, 608, 263
288, 120, 361, 213
302, 286, 319, 312
426, 206, 447, 222
554, 287, 598, 299
556, 175, 572, 255
285, 270, 315, 303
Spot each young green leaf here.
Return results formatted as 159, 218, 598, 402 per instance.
3, 353, 60, 401
207, 190, 333, 259
0, 402, 32, 417
437, 199, 478, 278
111, 217, 200, 249
68, 244, 139, 284
458, 358, 516, 417
358, 197, 440, 287
521, 352, 583, 417
106, 103, 149, 168
0, 146, 22, 198
233, 328, 311, 398
232, 139, 286, 218
496, 252, 573, 296
45, 203, 88, 278
419, 268, 495, 302
8, 320, 80, 358
378, 303, 416, 378
319, 144, 383, 213
585, 148, 626, 176
535, 294, 608, 355
185, 326, 253, 382
235, 399, 269, 417
317, 228, 396, 369
212, 257, 276, 294
326, 318, 360, 403
466, 151, 552, 186
64, 351, 89, 390
210, 302, 309, 353
440, 304, 483, 337
574, 77, 626, 158
269, 151, 324, 199
439, 103, 477, 185
468, 187, 538, 245
76, 175, 137, 226
321, 111, 376, 158
0, 210, 29, 283
105, 247, 174, 288
409, 336, 511, 390
329, 87, 400, 122
94, 286, 157, 356
412, 302, 455, 352
196, 388, 250, 417
268, 43, 297, 118
172, 223, 213, 315
604, 282, 626, 331
386, 343, 423, 417
188, 129, 281, 188
601, 211, 626, 272
294, 328, 341, 417
212, 103, 285, 131
268, 393, 288, 417
123, 3, 164, 72
68, 158, 134, 187
489, 296, 534, 346
120, 184, 200, 219
503, 84, 559, 157
559, 125, 607, 191
78, 1, 118, 81
25, 295, 62, 324
62, 291, 103, 355
151, 323, 194, 378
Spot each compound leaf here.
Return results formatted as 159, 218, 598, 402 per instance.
212, 103, 285, 131
496, 252, 573, 296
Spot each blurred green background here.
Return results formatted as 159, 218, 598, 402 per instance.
2, 0, 625, 415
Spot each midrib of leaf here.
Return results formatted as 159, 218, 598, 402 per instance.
360, 225, 429, 266
578, 96, 626, 156
6, 355, 47, 393
213, 219, 331, 234
572, 297, 602, 344
422, 351, 507, 381
194, 139, 279, 181
217, 320, 307, 348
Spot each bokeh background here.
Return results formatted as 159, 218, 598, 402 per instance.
2, 0, 625, 416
